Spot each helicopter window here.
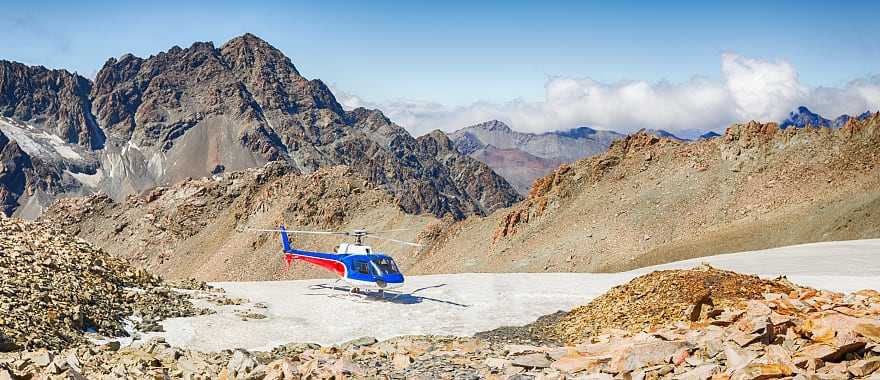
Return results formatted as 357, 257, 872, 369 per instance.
373, 257, 400, 274
354, 261, 370, 275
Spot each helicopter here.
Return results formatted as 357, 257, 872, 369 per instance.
247, 226, 422, 296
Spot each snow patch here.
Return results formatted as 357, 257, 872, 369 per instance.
0, 117, 84, 160
46, 133, 83, 160
157, 239, 880, 352
67, 169, 105, 188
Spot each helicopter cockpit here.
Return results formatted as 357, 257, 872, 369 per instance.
372, 256, 400, 275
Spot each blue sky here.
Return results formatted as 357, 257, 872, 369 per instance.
2, 1, 879, 134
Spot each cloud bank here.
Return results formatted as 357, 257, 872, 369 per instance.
334, 53, 880, 137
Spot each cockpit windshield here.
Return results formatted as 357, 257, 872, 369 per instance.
371, 257, 400, 275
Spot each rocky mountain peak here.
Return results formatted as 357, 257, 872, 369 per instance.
638, 128, 686, 141
420, 129, 455, 150
778, 106, 875, 129
780, 106, 828, 129
0, 61, 103, 149
221, 33, 302, 76
608, 130, 679, 157
698, 131, 721, 140
472, 119, 512, 132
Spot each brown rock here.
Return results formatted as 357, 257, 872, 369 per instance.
679, 364, 719, 380
392, 353, 412, 370
730, 363, 791, 380
551, 352, 598, 373
856, 323, 880, 343
848, 357, 880, 377
608, 340, 692, 373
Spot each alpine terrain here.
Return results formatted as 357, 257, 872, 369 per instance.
3, 6, 880, 378
415, 115, 880, 273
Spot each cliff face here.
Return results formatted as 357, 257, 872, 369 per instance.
0, 34, 521, 219
0, 129, 30, 215
0, 61, 104, 149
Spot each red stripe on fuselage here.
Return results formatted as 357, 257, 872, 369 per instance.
288, 254, 346, 277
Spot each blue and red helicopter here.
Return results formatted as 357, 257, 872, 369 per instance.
248, 226, 422, 296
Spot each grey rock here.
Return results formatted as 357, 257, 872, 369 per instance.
511, 353, 552, 369
341, 336, 378, 349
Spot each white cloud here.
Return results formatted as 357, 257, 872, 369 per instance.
721, 53, 807, 122
335, 54, 880, 137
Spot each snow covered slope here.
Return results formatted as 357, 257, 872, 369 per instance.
158, 239, 880, 351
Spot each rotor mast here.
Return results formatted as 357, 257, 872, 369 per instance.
352, 229, 367, 245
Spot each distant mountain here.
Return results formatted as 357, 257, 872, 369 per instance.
449, 120, 624, 194
639, 129, 687, 141
698, 131, 721, 140
779, 106, 873, 129
0, 34, 521, 218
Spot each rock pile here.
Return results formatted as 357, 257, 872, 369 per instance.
553, 266, 794, 343
521, 285, 880, 379
0, 218, 208, 351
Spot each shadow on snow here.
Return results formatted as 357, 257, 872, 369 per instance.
303, 282, 470, 307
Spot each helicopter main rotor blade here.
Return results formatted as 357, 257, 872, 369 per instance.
364, 234, 423, 247
244, 228, 349, 235
369, 228, 413, 234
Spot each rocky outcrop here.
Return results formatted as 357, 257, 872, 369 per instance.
0, 130, 31, 215
449, 120, 623, 194
492, 131, 679, 242
0, 125, 85, 217
0, 61, 103, 149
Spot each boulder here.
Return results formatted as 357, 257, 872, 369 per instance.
511, 353, 552, 369
848, 357, 880, 377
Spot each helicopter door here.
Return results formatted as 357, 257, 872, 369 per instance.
354, 260, 370, 275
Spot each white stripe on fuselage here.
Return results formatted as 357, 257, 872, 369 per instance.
342, 278, 404, 290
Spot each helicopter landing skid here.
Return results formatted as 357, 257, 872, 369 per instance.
309, 281, 404, 302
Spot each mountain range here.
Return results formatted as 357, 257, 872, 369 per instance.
40, 112, 880, 281
448, 120, 624, 194
780, 106, 873, 129
0, 34, 521, 219
448, 108, 873, 195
